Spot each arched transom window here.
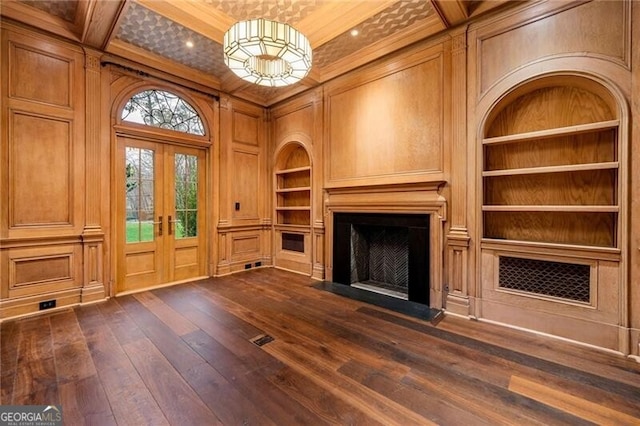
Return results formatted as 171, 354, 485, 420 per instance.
122, 89, 205, 136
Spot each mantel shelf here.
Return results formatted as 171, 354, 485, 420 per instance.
276, 186, 311, 193
482, 205, 619, 213
275, 166, 311, 175
275, 206, 311, 211
482, 162, 619, 177
483, 119, 619, 145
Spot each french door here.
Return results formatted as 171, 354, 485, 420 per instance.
116, 137, 206, 293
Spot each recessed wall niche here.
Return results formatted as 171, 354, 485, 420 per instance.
479, 73, 627, 352
273, 143, 312, 275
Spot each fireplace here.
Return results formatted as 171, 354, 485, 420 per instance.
333, 213, 430, 305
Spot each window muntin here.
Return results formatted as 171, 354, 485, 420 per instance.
174, 153, 198, 238
125, 147, 155, 243
122, 89, 205, 136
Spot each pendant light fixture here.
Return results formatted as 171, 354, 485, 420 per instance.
223, 18, 312, 87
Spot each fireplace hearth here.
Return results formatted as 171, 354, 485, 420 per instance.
333, 213, 430, 305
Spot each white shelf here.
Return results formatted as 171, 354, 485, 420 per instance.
483, 119, 619, 145
482, 205, 618, 213
482, 162, 619, 177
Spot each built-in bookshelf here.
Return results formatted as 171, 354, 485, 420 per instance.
275, 148, 311, 226
482, 85, 619, 248
274, 144, 312, 274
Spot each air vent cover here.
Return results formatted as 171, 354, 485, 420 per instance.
498, 256, 590, 303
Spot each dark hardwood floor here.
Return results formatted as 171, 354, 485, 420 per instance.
2, 268, 639, 425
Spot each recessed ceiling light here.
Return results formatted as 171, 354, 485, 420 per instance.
185, 40, 194, 48
350, 29, 359, 37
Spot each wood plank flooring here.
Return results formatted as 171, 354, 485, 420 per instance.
2, 268, 639, 425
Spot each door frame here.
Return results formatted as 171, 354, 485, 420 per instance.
112, 130, 211, 295
107, 82, 219, 298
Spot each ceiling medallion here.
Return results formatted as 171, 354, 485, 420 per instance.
223, 18, 312, 87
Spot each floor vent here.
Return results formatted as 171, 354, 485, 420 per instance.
250, 334, 274, 347
499, 256, 590, 303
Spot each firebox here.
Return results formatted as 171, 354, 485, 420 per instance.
333, 213, 430, 305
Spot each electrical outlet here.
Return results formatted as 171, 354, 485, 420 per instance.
244, 263, 252, 269
255, 261, 262, 267
39, 300, 56, 310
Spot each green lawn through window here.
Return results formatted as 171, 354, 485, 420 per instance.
126, 220, 185, 242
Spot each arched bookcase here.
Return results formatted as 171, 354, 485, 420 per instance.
482, 78, 620, 247
273, 143, 312, 275
479, 74, 627, 351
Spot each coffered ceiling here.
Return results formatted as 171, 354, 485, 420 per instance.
2, 0, 513, 105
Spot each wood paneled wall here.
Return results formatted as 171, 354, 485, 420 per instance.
468, 0, 633, 354
0, 22, 104, 318
217, 96, 270, 275
270, 89, 324, 278
2, 1, 639, 359
631, 0, 640, 359
323, 41, 448, 189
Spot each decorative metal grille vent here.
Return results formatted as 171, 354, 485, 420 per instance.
498, 256, 590, 303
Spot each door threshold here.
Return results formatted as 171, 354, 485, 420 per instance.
116, 275, 210, 296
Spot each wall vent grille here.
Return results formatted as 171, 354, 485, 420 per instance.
498, 256, 590, 303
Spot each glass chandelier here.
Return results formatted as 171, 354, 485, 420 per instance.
223, 18, 312, 87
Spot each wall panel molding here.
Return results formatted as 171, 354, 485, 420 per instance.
476, 0, 631, 97
324, 42, 447, 188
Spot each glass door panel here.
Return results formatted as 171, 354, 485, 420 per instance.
116, 138, 164, 293
167, 146, 205, 282
116, 139, 206, 293
174, 153, 198, 239
125, 147, 156, 243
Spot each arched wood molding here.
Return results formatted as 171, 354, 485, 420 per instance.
273, 135, 316, 277
475, 62, 630, 354
106, 72, 217, 296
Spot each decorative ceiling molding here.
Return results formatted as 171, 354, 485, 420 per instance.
2, 0, 520, 106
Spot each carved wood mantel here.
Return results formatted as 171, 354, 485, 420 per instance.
324, 182, 447, 309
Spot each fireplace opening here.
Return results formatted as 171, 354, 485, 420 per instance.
333, 213, 430, 305
350, 224, 409, 299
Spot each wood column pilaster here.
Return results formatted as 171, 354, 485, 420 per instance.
311, 88, 325, 279
216, 95, 232, 275
445, 28, 472, 316
81, 48, 106, 302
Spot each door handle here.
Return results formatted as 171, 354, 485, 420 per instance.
153, 216, 163, 236
168, 215, 180, 236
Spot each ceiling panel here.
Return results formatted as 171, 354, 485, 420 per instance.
18, 0, 78, 23
313, 0, 436, 69
116, 2, 230, 77
201, 0, 328, 24
4, 0, 519, 105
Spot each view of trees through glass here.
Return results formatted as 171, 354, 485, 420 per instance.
123, 90, 202, 243
125, 149, 199, 242
125, 147, 155, 243
175, 154, 198, 239
122, 89, 205, 136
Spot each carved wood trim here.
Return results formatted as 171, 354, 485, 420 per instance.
324, 182, 447, 309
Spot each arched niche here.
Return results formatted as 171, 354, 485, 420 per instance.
481, 74, 623, 248
485, 75, 618, 137
476, 72, 630, 353
274, 142, 312, 227
273, 141, 313, 275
